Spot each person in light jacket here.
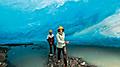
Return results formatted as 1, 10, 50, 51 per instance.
56, 26, 69, 67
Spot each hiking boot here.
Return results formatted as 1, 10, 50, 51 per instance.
58, 60, 61, 63
49, 54, 53, 57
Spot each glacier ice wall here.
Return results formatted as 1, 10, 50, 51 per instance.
72, 9, 120, 47
0, 0, 120, 46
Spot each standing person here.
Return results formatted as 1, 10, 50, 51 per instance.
56, 26, 69, 67
47, 29, 56, 56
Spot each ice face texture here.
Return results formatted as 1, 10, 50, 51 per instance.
0, 0, 120, 46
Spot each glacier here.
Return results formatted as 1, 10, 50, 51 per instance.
0, 0, 120, 47
72, 9, 120, 47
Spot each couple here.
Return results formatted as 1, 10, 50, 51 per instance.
47, 26, 69, 67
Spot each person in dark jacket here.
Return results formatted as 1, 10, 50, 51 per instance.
47, 29, 56, 56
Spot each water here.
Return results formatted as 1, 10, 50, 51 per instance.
7, 44, 120, 67
68, 45, 120, 67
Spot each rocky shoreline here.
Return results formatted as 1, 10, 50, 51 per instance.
47, 54, 97, 67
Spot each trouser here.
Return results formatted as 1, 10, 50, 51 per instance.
57, 46, 67, 66
49, 44, 56, 54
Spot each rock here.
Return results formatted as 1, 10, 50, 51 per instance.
47, 54, 97, 67
0, 53, 6, 62
0, 47, 8, 67
0, 62, 7, 67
